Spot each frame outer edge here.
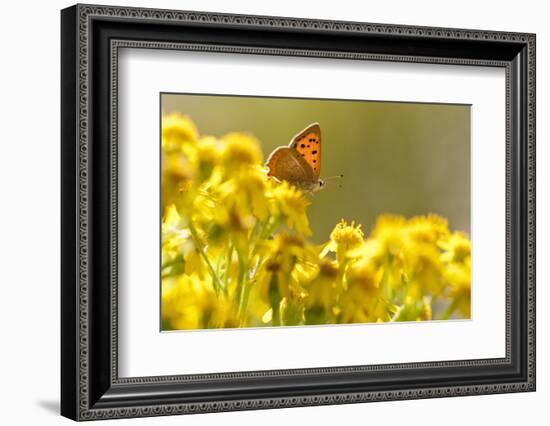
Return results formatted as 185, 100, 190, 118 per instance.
66, 4, 536, 420
527, 33, 536, 390
61, 4, 79, 422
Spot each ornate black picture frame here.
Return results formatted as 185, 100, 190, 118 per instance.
61, 3, 536, 421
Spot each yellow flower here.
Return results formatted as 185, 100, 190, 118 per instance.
162, 205, 190, 256
183, 249, 207, 279
405, 242, 445, 299
408, 214, 450, 244
255, 234, 313, 302
346, 258, 383, 296
370, 215, 409, 256
444, 260, 471, 318
440, 231, 471, 318
161, 151, 196, 214
269, 181, 311, 236
304, 260, 339, 324
440, 231, 471, 263
162, 274, 239, 330
331, 219, 364, 248
340, 256, 390, 323
279, 286, 307, 326
161, 275, 208, 330
218, 167, 270, 222
365, 215, 449, 299
162, 113, 199, 152
325, 219, 365, 259
196, 136, 222, 182
221, 132, 263, 173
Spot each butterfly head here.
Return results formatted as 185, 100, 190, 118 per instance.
310, 175, 342, 193
291, 178, 324, 194
316, 174, 344, 192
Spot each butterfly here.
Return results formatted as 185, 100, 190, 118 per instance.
265, 123, 327, 194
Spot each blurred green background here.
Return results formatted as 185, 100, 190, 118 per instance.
162, 93, 470, 243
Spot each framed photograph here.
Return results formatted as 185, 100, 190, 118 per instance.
61, 4, 536, 421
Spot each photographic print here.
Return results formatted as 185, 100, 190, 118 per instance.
160, 93, 471, 331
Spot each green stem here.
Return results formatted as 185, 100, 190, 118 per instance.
381, 254, 393, 302
336, 251, 347, 295
439, 299, 459, 320
237, 219, 271, 321
188, 220, 224, 294
223, 244, 233, 295
161, 254, 185, 279
161, 255, 183, 270
234, 256, 246, 306
215, 248, 223, 280
239, 284, 252, 326
271, 303, 281, 326
235, 254, 250, 322
248, 220, 262, 254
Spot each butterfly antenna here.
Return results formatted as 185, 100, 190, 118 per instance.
323, 174, 344, 189
323, 174, 344, 186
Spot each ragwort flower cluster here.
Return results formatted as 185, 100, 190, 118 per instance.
161, 113, 471, 330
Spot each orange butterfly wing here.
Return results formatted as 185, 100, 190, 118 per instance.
265, 147, 313, 182
288, 123, 321, 179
